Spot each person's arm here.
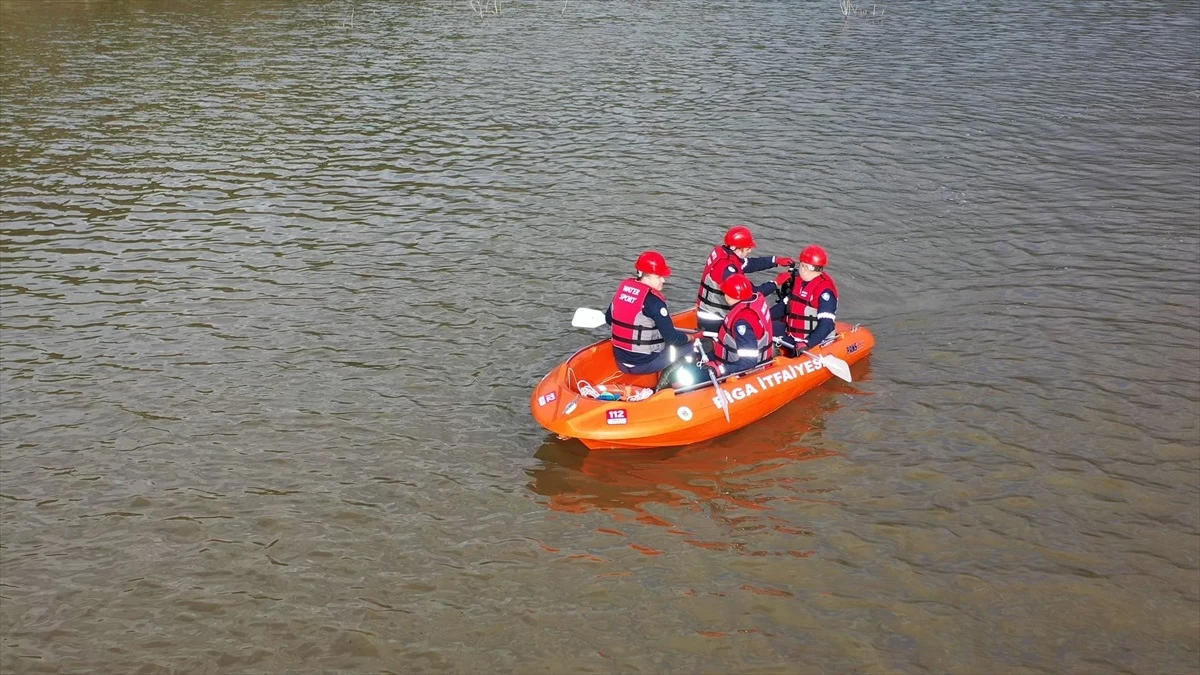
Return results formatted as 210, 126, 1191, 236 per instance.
800, 291, 838, 348
605, 303, 613, 326
753, 280, 779, 297
643, 295, 690, 347
743, 255, 789, 274
715, 261, 776, 295
716, 262, 740, 283
769, 289, 792, 348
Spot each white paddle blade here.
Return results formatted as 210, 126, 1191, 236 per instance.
571, 307, 607, 329
821, 355, 853, 383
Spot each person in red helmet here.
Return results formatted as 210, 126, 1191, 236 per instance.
772, 245, 838, 353
605, 251, 693, 376
695, 225, 794, 334
699, 273, 775, 378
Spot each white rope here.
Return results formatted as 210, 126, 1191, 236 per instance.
567, 366, 643, 400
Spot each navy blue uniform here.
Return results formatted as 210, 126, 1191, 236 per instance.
716, 255, 780, 289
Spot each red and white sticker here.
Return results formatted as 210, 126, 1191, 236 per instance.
537, 392, 557, 407
606, 409, 627, 425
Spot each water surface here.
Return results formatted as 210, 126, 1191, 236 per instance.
2, 1, 1198, 672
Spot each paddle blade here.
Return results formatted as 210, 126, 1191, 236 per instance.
821, 355, 853, 383
571, 307, 607, 329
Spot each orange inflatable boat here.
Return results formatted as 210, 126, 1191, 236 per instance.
530, 309, 874, 450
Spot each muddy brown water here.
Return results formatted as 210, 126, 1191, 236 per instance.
2, 1, 1198, 672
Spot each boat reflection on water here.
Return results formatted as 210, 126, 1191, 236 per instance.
526, 364, 871, 557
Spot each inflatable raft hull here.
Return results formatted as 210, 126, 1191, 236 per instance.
531, 311, 874, 450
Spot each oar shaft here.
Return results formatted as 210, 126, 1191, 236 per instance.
707, 368, 731, 423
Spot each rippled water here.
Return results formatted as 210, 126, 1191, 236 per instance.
2, 1, 1198, 672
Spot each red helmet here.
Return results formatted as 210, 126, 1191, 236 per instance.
720, 273, 753, 301
635, 250, 671, 277
799, 245, 828, 268
724, 225, 757, 249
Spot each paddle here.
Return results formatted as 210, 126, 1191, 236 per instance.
800, 349, 853, 383
706, 365, 731, 423
573, 307, 717, 337
571, 307, 607, 329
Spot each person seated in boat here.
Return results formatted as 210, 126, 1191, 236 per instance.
605, 250, 693, 377
695, 225, 794, 334
699, 273, 774, 378
772, 245, 838, 354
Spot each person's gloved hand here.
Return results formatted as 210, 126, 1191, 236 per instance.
774, 256, 794, 267
702, 362, 723, 379
775, 271, 791, 287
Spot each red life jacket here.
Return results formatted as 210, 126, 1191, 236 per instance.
610, 278, 667, 354
784, 273, 838, 342
713, 293, 773, 365
695, 245, 745, 322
